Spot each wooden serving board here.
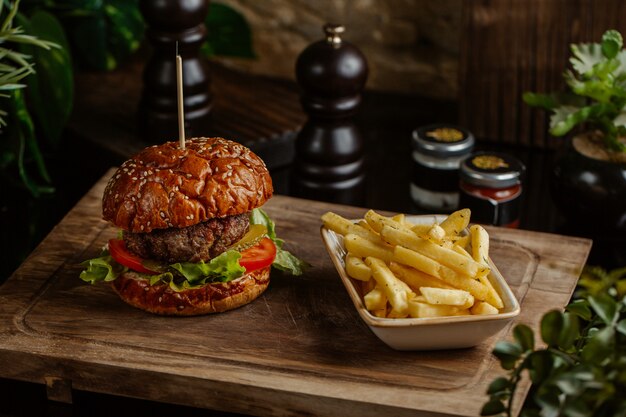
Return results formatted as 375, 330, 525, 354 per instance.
0, 170, 591, 417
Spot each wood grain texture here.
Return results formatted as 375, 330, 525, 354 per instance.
459, 0, 626, 147
0, 169, 591, 417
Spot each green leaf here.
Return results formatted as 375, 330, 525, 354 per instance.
570, 41, 605, 76
59, 0, 143, 71
480, 399, 506, 416
487, 377, 510, 395
9, 89, 54, 195
528, 350, 554, 384
171, 250, 245, 284
493, 341, 522, 370
554, 373, 583, 396
549, 105, 588, 136
523, 92, 559, 110
250, 208, 277, 240
19, 10, 73, 147
513, 324, 535, 351
204, 3, 255, 58
541, 310, 564, 347
602, 29, 623, 59
616, 318, 626, 336
80, 255, 126, 283
581, 326, 615, 363
272, 248, 308, 276
589, 293, 618, 325
566, 299, 592, 321
558, 312, 580, 350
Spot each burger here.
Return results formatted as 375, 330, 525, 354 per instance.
80, 137, 304, 315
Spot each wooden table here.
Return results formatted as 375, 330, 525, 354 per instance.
0, 170, 591, 417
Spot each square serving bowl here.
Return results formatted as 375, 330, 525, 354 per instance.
320, 214, 521, 350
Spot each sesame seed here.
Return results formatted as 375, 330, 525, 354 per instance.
160, 211, 165, 218
132, 177, 137, 181
158, 297, 162, 302
140, 225, 144, 230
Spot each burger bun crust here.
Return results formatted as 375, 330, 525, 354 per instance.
111, 266, 270, 316
102, 137, 273, 233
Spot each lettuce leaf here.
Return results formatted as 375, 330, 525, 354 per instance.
250, 208, 309, 276
171, 250, 245, 284
80, 255, 126, 284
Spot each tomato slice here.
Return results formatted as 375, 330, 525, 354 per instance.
239, 237, 276, 272
108, 239, 158, 275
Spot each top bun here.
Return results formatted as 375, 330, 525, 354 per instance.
102, 137, 273, 233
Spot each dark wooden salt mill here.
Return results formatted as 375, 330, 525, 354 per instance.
137, 0, 213, 141
292, 24, 368, 204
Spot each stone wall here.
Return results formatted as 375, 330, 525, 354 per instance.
213, 0, 461, 99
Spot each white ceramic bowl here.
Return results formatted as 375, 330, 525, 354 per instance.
320, 214, 521, 350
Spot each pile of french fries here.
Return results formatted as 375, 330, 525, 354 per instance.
321, 209, 504, 319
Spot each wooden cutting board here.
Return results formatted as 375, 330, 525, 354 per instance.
0, 169, 591, 417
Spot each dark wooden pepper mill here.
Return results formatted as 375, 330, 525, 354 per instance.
137, 0, 213, 141
292, 24, 368, 204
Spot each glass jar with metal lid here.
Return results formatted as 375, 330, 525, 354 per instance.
411, 124, 475, 211
459, 152, 525, 228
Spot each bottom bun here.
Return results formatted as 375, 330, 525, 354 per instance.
111, 266, 270, 316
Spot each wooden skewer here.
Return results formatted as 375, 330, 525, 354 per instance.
176, 53, 185, 150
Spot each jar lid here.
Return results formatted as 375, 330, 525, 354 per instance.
412, 124, 475, 157
460, 152, 525, 188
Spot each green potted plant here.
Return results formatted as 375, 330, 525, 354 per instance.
524, 29, 626, 231
482, 266, 626, 417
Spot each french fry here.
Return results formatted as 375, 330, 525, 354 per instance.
439, 208, 471, 236
392, 245, 442, 277
364, 287, 387, 311
438, 266, 489, 301
387, 308, 409, 318
391, 213, 405, 224
364, 210, 408, 234
389, 263, 454, 291
410, 223, 434, 237
344, 234, 394, 262
365, 257, 410, 315
357, 220, 377, 234
470, 224, 490, 267
452, 244, 473, 259
380, 226, 489, 278
345, 254, 371, 281
323, 208, 505, 319
408, 299, 463, 318
453, 235, 470, 250
471, 301, 500, 315
419, 287, 475, 309
478, 275, 504, 309
322, 212, 380, 242
427, 224, 446, 243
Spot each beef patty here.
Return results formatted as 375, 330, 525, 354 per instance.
124, 213, 250, 263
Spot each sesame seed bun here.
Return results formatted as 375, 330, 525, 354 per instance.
102, 137, 273, 233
